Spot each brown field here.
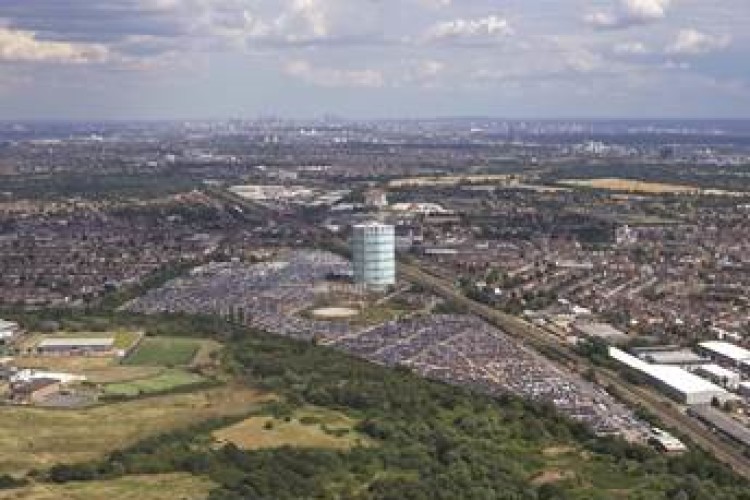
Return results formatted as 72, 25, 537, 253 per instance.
82, 366, 165, 384
558, 178, 702, 194
0, 473, 215, 500
0, 386, 273, 475
213, 406, 369, 451
11, 356, 115, 371
389, 174, 514, 188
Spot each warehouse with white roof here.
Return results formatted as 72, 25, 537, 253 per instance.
698, 341, 750, 369
36, 338, 114, 356
695, 364, 741, 390
0, 319, 21, 344
610, 348, 733, 405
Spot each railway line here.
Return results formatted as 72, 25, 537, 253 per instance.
207, 186, 750, 479
398, 261, 750, 479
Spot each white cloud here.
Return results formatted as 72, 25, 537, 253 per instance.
586, 0, 671, 29
417, 60, 445, 77
613, 41, 650, 55
666, 29, 731, 55
424, 15, 513, 44
284, 59, 385, 88
415, 0, 451, 8
0, 28, 109, 64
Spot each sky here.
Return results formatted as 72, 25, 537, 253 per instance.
0, 0, 748, 120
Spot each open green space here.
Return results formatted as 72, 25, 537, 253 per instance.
39, 321, 749, 500
1, 312, 747, 499
102, 369, 208, 397
0, 385, 272, 475
123, 337, 201, 366
213, 406, 370, 451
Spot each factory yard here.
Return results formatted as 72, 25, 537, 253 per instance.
124, 250, 366, 341
332, 315, 646, 437
124, 250, 647, 439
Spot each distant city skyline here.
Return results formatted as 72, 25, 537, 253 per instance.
0, 0, 748, 120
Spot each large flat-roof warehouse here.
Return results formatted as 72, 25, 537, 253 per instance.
698, 341, 750, 364
37, 338, 115, 356
609, 347, 732, 405
695, 364, 741, 389
573, 321, 629, 344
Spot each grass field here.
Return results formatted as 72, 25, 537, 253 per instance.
0, 385, 273, 475
213, 406, 369, 451
0, 473, 215, 500
82, 366, 164, 384
124, 337, 203, 367
12, 356, 115, 371
102, 369, 208, 397
558, 178, 702, 194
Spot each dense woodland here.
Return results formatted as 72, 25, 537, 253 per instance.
0, 309, 746, 499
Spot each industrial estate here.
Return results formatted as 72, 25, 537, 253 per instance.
0, 118, 749, 498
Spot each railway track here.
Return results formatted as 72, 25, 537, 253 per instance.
398, 261, 750, 479
206, 187, 750, 479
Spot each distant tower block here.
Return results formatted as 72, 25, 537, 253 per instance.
352, 222, 396, 289
364, 189, 388, 209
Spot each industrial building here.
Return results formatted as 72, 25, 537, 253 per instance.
609, 348, 733, 405
11, 378, 60, 404
37, 338, 115, 356
0, 319, 20, 344
698, 341, 750, 369
364, 189, 388, 209
695, 364, 741, 390
647, 428, 687, 453
632, 347, 708, 367
351, 222, 396, 289
572, 321, 629, 344
11, 369, 86, 385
